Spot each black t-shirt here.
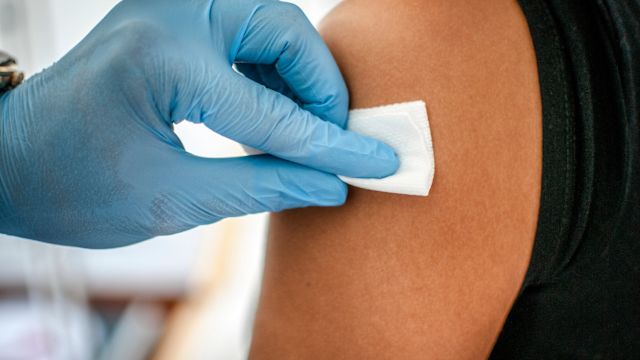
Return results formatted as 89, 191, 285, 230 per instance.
490, 0, 640, 358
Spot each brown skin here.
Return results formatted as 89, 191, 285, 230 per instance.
250, 0, 542, 358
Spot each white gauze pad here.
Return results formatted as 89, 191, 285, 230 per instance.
338, 100, 434, 196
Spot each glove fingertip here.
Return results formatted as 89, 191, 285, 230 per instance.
315, 176, 348, 207
369, 139, 400, 179
335, 132, 400, 179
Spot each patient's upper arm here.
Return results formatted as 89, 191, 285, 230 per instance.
250, 0, 542, 358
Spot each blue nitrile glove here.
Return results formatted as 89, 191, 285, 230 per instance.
0, 0, 399, 248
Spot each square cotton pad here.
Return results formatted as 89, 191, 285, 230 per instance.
338, 100, 435, 196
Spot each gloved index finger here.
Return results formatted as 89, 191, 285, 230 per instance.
233, 2, 349, 128
201, 73, 398, 180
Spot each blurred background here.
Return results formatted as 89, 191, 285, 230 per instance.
0, 0, 339, 359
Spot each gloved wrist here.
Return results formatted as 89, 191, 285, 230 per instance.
0, 90, 18, 234
0, 76, 42, 237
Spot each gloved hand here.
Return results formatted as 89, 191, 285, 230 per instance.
0, 0, 398, 248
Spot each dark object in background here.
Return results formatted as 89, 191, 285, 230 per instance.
0, 50, 24, 95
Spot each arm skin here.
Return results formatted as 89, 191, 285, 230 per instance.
249, 0, 542, 358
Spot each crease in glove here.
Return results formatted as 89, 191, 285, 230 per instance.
338, 100, 434, 196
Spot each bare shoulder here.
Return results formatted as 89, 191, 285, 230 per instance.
250, 0, 543, 358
